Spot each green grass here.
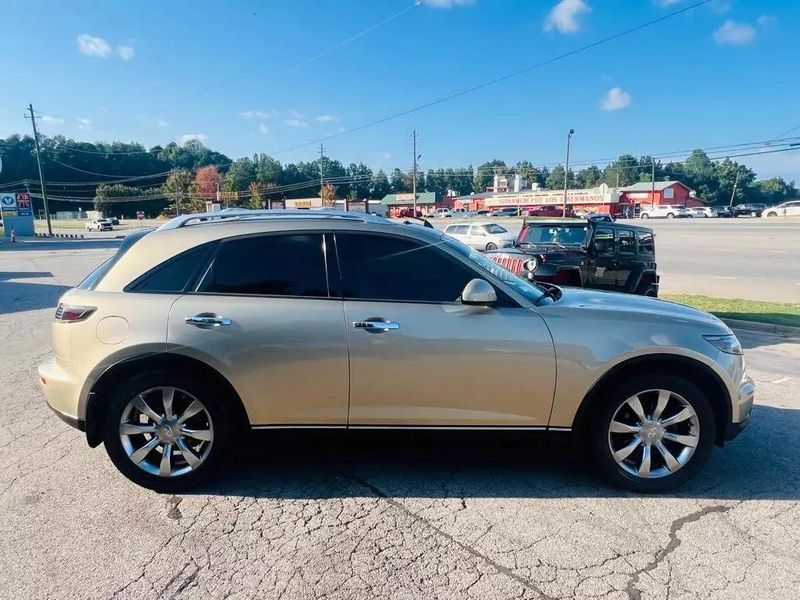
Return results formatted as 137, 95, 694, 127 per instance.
663, 294, 800, 328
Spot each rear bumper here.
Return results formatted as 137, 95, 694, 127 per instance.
38, 357, 83, 428
48, 405, 86, 431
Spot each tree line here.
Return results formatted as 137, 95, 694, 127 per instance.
0, 134, 796, 217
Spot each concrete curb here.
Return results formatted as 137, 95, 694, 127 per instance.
722, 317, 800, 339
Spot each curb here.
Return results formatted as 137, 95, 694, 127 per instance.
722, 317, 800, 339
35, 233, 85, 239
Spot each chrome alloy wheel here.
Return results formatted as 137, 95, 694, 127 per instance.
119, 387, 214, 478
607, 389, 700, 479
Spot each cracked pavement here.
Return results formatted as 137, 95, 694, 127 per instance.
1, 240, 799, 599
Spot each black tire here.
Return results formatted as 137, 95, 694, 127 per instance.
485, 242, 497, 251
766, 212, 778, 218
589, 373, 715, 493
640, 284, 658, 297
640, 213, 649, 219
103, 370, 235, 492
666, 213, 675, 219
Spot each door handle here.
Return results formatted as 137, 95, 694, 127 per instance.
353, 319, 400, 333
185, 315, 232, 327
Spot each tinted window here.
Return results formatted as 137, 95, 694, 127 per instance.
594, 227, 615, 256
637, 230, 655, 255
128, 243, 213, 293
617, 230, 635, 255
483, 224, 507, 234
454, 225, 469, 234
198, 234, 328, 297
444, 225, 458, 234
335, 234, 479, 303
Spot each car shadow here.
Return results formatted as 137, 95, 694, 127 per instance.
0, 280, 71, 315
194, 404, 799, 501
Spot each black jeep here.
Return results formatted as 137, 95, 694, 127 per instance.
485, 219, 659, 296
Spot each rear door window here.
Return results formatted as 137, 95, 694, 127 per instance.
197, 234, 329, 297
617, 229, 635, 256
127, 243, 215, 293
637, 230, 655, 255
594, 227, 616, 256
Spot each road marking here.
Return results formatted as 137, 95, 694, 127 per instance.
712, 276, 737, 280
771, 377, 793, 384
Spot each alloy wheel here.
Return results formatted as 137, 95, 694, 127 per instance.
607, 389, 699, 479
119, 386, 214, 478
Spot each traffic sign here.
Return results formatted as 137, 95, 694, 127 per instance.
136, 210, 144, 220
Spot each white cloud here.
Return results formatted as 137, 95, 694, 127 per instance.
258, 123, 269, 135
77, 117, 92, 129
77, 34, 111, 57
757, 14, 777, 28
714, 20, 756, 45
420, 0, 474, 7
314, 115, 340, 123
377, 152, 392, 161
240, 109, 279, 119
600, 87, 631, 111
40, 115, 65, 124
283, 118, 309, 128
117, 45, 134, 60
156, 119, 169, 128
544, 0, 590, 34
655, 0, 684, 6
180, 133, 207, 144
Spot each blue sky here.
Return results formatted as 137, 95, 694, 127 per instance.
1, 0, 798, 181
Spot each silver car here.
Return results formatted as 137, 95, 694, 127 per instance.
444, 222, 517, 251
38, 210, 753, 493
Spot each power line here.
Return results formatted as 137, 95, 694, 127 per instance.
271, 0, 711, 155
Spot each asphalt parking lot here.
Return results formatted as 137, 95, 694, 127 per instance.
1, 239, 799, 599
434, 217, 800, 303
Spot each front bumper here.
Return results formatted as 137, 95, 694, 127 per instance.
725, 376, 755, 442
38, 357, 83, 431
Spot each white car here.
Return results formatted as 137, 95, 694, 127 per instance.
85, 219, 113, 231
443, 222, 517, 251
762, 200, 800, 218
689, 207, 716, 218
640, 205, 691, 219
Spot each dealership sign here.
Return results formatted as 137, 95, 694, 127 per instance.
484, 184, 619, 208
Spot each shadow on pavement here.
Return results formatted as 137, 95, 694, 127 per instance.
195, 404, 798, 501
0, 271, 54, 280
0, 280, 70, 315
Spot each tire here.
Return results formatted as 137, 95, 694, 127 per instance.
103, 370, 235, 492
485, 242, 497, 251
666, 213, 675, 219
589, 373, 715, 493
766, 212, 778, 218
750, 211, 757, 217
640, 213, 649, 219
640, 285, 658, 297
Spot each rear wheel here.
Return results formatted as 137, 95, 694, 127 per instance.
666, 213, 675, 219
640, 213, 649, 219
590, 374, 715, 492
485, 242, 497, 251
103, 371, 234, 492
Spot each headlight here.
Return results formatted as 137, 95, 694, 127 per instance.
704, 334, 743, 355
524, 258, 538, 271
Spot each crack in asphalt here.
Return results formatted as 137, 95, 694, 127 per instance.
625, 503, 734, 600
333, 465, 559, 600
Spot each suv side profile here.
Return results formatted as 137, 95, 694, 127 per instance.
443, 222, 516, 251
39, 210, 753, 493
639, 205, 690, 219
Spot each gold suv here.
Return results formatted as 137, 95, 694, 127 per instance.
38, 210, 754, 492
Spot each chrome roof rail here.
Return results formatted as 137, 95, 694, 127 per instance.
156, 209, 387, 231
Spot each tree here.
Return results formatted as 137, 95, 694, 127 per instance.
371, 169, 391, 199
223, 157, 256, 192
194, 165, 220, 198
347, 162, 373, 200
751, 177, 798, 205
575, 165, 602, 188
473, 159, 507, 193
390, 168, 407, 193
546, 165, 574, 190
162, 168, 196, 213
602, 154, 639, 187
94, 184, 143, 217
254, 154, 283, 185
321, 183, 337, 206
248, 182, 265, 209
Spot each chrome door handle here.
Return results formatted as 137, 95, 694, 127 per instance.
353, 319, 400, 333
185, 315, 232, 327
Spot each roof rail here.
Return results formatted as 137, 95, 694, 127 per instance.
156, 209, 385, 231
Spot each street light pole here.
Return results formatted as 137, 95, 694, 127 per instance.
562, 129, 574, 218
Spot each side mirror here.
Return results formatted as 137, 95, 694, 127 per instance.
461, 279, 497, 306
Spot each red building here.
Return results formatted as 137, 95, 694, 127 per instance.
618, 181, 702, 208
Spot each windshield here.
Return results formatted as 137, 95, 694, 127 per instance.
520, 224, 588, 246
443, 237, 545, 303
482, 224, 507, 234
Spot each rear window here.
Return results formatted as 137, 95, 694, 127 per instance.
126, 243, 216, 293
77, 228, 152, 291
637, 230, 655, 255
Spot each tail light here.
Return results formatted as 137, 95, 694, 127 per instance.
55, 303, 96, 322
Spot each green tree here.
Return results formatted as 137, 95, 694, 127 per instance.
473, 159, 506, 193
751, 177, 798, 205
546, 165, 574, 190
254, 154, 282, 185
162, 168, 196, 213
371, 170, 391, 199
223, 158, 256, 192
575, 165, 602, 188
602, 154, 639, 187
390, 168, 408, 193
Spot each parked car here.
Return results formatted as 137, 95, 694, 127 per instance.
38, 209, 753, 493
639, 205, 691, 219
715, 206, 734, 218
522, 205, 568, 218
443, 222, 517, 251
108, 217, 120, 225
397, 208, 422, 218
489, 207, 521, 217
762, 201, 800, 218
85, 219, 113, 231
485, 219, 659, 296
688, 207, 717, 218
587, 213, 614, 223
433, 208, 453, 218
733, 204, 766, 218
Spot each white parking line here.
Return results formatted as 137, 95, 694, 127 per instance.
771, 377, 793, 384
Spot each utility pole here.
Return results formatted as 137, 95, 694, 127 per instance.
729, 169, 740, 207
412, 130, 418, 216
562, 129, 574, 218
319, 144, 325, 206
26, 104, 53, 235
651, 160, 656, 213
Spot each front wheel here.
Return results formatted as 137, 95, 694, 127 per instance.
766, 212, 778, 218
640, 213, 649, 219
590, 374, 715, 492
666, 213, 675, 219
485, 242, 497, 251
103, 371, 234, 492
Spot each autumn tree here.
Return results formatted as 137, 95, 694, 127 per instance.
194, 165, 220, 200
248, 181, 265, 209
321, 183, 337, 206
